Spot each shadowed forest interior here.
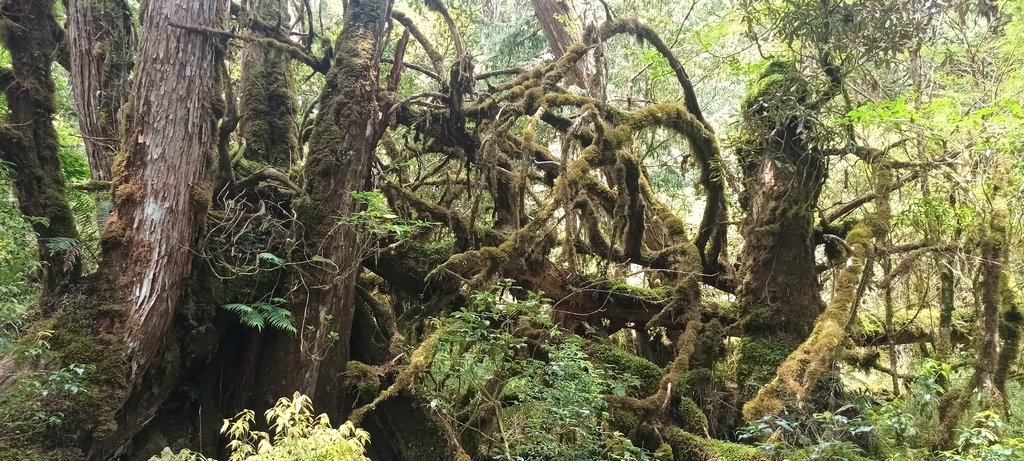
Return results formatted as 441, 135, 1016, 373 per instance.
1, 0, 1023, 459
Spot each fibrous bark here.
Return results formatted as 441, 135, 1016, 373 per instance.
67, 0, 133, 182
0, 0, 227, 459
530, 0, 598, 96
104, 0, 226, 378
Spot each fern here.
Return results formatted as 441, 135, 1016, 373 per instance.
41, 237, 80, 255
222, 298, 296, 333
257, 252, 286, 268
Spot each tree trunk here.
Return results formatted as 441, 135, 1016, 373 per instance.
0, 0, 82, 295
529, 0, 601, 98
257, 0, 392, 419
67, 0, 133, 182
89, 0, 227, 456
733, 62, 826, 401
66, 0, 134, 231
0, 0, 226, 458
237, 0, 298, 167
103, 0, 226, 380
935, 170, 1011, 448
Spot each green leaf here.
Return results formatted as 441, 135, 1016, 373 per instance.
257, 252, 286, 268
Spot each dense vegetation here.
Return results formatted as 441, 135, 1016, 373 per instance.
1, 0, 1023, 459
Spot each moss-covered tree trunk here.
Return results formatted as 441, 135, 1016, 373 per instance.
733, 63, 826, 400
0, 0, 82, 294
237, 0, 297, 167
936, 190, 1010, 447
256, 0, 392, 419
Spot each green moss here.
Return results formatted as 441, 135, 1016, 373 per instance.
604, 395, 648, 433
344, 360, 381, 402
662, 427, 764, 461
0, 285, 130, 458
735, 338, 792, 389
587, 343, 664, 397
858, 311, 886, 339
740, 60, 809, 117
654, 443, 674, 461
676, 397, 708, 435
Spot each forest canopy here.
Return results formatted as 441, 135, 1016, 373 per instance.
0, 0, 1023, 460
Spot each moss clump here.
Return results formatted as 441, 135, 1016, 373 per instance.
676, 397, 708, 435
0, 282, 131, 459
735, 338, 792, 389
344, 360, 381, 402
740, 60, 809, 126
653, 443, 674, 461
662, 427, 764, 461
856, 312, 886, 339
587, 343, 664, 397
609, 282, 667, 300
604, 395, 649, 434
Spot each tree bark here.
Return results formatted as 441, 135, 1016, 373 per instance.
103, 0, 227, 379
67, 0, 133, 182
66, 0, 134, 231
0, 0, 226, 458
0, 0, 82, 294
530, 0, 602, 98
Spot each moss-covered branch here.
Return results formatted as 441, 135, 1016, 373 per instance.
743, 223, 874, 420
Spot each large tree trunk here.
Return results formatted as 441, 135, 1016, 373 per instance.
0, 0, 227, 458
0, 0, 82, 294
237, 0, 297, 167
103, 0, 226, 380
90, 0, 227, 455
256, 0, 392, 419
733, 63, 826, 404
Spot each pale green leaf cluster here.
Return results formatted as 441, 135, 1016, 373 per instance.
153, 393, 370, 461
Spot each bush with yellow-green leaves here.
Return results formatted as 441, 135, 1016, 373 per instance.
151, 393, 369, 461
